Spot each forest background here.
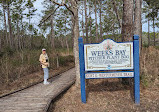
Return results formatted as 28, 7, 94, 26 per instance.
0, 0, 159, 96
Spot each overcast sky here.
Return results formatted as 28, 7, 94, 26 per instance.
33, 0, 156, 33
31, 0, 44, 26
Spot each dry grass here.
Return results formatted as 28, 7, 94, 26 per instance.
0, 62, 74, 96
51, 79, 159, 112
50, 47, 159, 112
0, 47, 74, 96
140, 46, 159, 88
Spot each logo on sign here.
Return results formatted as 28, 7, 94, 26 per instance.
103, 40, 113, 50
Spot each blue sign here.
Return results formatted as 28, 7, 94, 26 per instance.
78, 35, 140, 104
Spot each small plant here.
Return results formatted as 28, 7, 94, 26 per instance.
58, 55, 74, 66
140, 73, 150, 88
142, 41, 149, 48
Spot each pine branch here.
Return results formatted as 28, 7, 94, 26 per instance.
38, 6, 60, 26
50, 0, 74, 16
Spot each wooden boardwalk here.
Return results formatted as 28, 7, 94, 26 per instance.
0, 68, 75, 112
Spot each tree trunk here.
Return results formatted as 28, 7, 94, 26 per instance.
65, 15, 69, 54
148, 18, 150, 46
56, 54, 59, 68
121, 0, 134, 85
3, 4, 8, 45
66, 38, 69, 54
94, 0, 98, 42
89, 2, 92, 38
113, 24, 115, 40
84, 0, 88, 43
122, 0, 133, 42
7, 3, 13, 48
21, 18, 24, 49
112, 0, 122, 29
28, 8, 32, 49
140, 0, 142, 49
51, 15, 55, 48
17, 20, 22, 50
71, 15, 74, 48
82, 8, 84, 38
99, 0, 102, 40
16, 20, 20, 50
0, 31, 1, 50
71, 0, 80, 86
153, 18, 155, 46
70, 15, 74, 49
51, 0, 81, 86
134, 0, 142, 50
60, 37, 64, 48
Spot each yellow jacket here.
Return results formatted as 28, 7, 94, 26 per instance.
39, 53, 49, 68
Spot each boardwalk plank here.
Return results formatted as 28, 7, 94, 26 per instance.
0, 68, 75, 112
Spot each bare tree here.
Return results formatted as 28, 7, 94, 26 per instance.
99, 0, 102, 40
153, 16, 155, 46
84, 0, 88, 43
88, 1, 92, 38
134, 0, 142, 50
121, 0, 134, 85
148, 14, 150, 46
122, 0, 133, 42
51, 0, 80, 86
50, 15, 55, 48
94, 0, 98, 42
7, 2, 13, 48
0, 31, 1, 50
112, 0, 122, 29
2, 2, 8, 46
64, 13, 69, 54
82, 10, 84, 38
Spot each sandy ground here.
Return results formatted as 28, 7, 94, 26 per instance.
51, 78, 159, 112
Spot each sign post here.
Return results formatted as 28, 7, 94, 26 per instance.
133, 35, 140, 104
78, 35, 140, 104
78, 37, 86, 103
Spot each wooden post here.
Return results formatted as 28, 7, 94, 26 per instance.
133, 35, 140, 104
56, 53, 59, 68
78, 37, 86, 103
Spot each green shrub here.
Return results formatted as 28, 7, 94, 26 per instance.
3, 46, 14, 56
154, 46, 159, 49
140, 72, 152, 88
0, 51, 4, 57
59, 55, 74, 66
0, 48, 74, 85
142, 42, 149, 48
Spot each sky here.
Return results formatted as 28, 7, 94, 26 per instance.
31, 0, 44, 26
33, 0, 157, 33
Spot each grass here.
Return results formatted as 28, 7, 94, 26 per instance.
0, 48, 74, 86
50, 79, 159, 112
0, 62, 75, 96
48, 46, 159, 112
140, 46, 159, 88
140, 73, 150, 88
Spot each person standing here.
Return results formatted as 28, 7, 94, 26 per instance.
39, 48, 50, 85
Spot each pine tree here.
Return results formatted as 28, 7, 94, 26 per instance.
12, 0, 26, 50
25, 0, 37, 48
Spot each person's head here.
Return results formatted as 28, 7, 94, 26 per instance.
42, 48, 46, 54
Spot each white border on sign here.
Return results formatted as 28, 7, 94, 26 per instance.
85, 72, 134, 79
84, 39, 134, 71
